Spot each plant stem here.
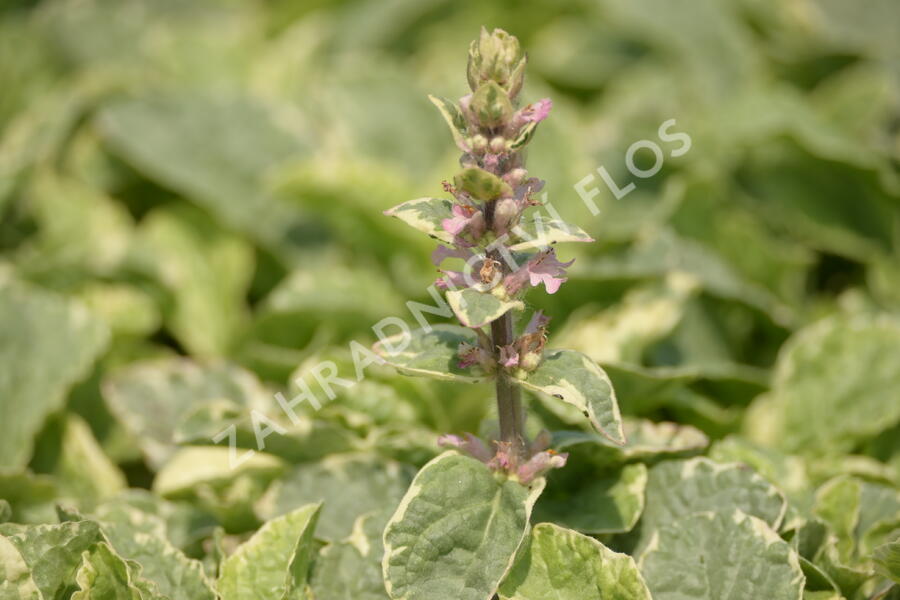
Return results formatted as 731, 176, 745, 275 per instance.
490, 293, 526, 458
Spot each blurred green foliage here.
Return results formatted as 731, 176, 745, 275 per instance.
1, 0, 899, 597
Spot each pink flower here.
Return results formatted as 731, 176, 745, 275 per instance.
488, 441, 515, 470
520, 98, 552, 123
435, 270, 468, 290
516, 450, 568, 484
441, 204, 485, 243
457, 341, 494, 370
524, 310, 550, 334
442, 204, 473, 236
498, 344, 519, 368
510, 98, 552, 132
504, 249, 574, 295
526, 249, 573, 294
438, 433, 492, 463
431, 244, 473, 266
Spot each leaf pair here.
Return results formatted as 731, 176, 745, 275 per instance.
374, 325, 626, 445
382, 452, 650, 600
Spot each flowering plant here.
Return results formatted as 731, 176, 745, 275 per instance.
376, 28, 637, 600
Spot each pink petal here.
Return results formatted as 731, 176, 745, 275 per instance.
522, 98, 552, 123
431, 244, 473, 266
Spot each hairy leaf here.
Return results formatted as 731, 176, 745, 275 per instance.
218, 503, 321, 600
383, 197, 455, 243
374, 324, 488, 382
519, 349, 625, 445
640, 510, 805, 600
446, 288, 524, 329
382, 452, 544, 600
499, 523, 651, 600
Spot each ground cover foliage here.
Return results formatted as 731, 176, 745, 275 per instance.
0, 0, 899, 598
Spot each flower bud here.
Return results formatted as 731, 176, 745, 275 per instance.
492, 197, 520, 236
470, 81, 513, 129
503, 168, 528, 187
470, 134, 488, 153
519, 349, 542, 372
489, 136, 507, 153
467, 27, 527, 98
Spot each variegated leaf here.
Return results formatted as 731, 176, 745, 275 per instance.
499, 523, 652, 600
553, 419, 708, 470
628, 457, 788, 555
639, 510, 805, 600
446, 288, 524, 328
519, 349, 625, 445
534, 463, 647, 534
373, 324, 488, 382
382, 452, 545, 600
428, 95, 469, 151
383, 197, 455, 243
508, 217, 593, 251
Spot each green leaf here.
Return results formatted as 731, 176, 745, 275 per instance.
553, 419, 708, 470
258, 259, 406, 341
0, 470, 57, 525
815, 537, 872, 599
30, 413, 126, 504
0, 520, 103, 599
153, 446, 286, 532
92, 490, 216, 553
96, 91, 311, 263
534, 463, 647, 534
579, 227, 789, 323
102, 358, 272, 469
553, 275, 697, 365
628, 457, 787, 554
509, 121, 538, 150
0, 534, 41, 598
812, 475, 900, 562
15, 170, 135, 282
519, 349, 625, 445
508, 217, 593, 251
374, 324, 489, 383
708, 437, 810, 505
130, 204, 254, 357
499, 523, 652, 600
100, 516, 216, 600
813, 476, 861, 562
446, 288, 524, 328
382, 452, 545, 600
746, 314, 900, 455
218, 503, 321, 600
0, 274, 108, 469
874, 539, 900, 583
383, 197, 455, 243
639, 510, 805, 600
797, 555, 843, 600
258, 454, 414, 541
427, 95, 469, 150
309, 511, 390, 600
454, 167, 513, 202
71, 542, 146, 600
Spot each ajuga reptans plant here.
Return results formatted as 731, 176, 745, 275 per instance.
375, 28, 638, 600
